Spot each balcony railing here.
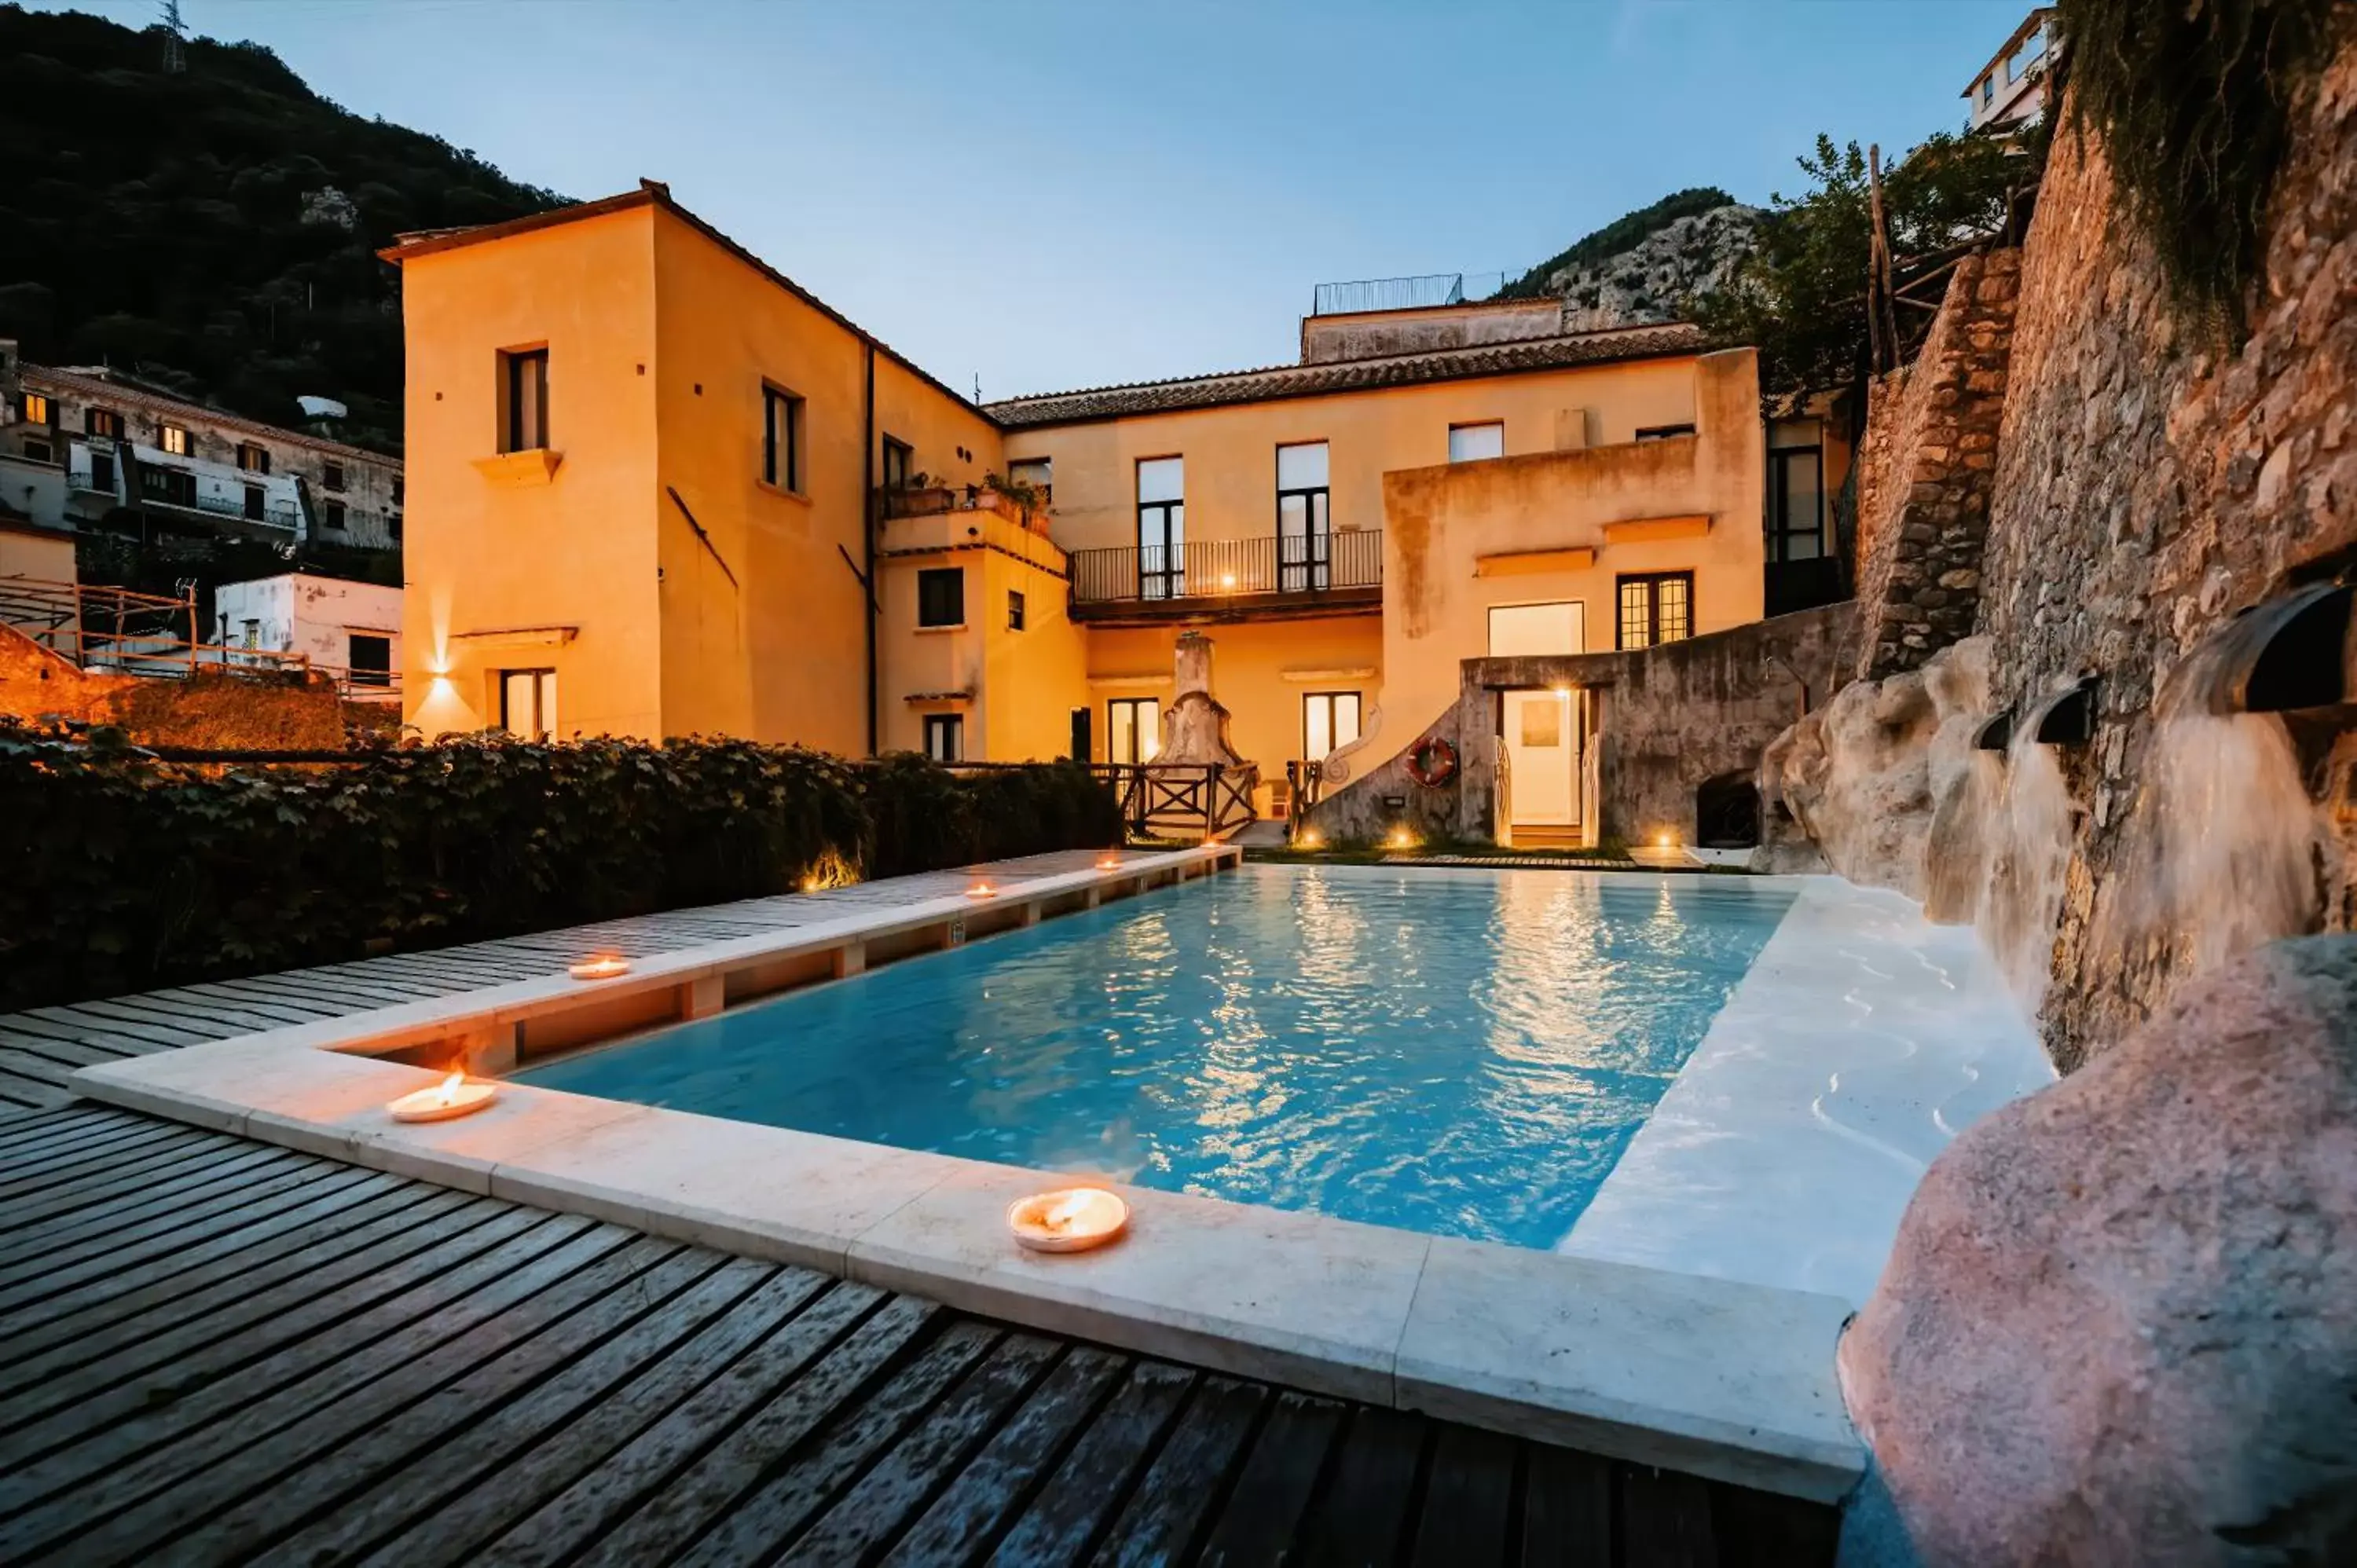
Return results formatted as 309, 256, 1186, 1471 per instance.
1070, 530, 1381, 607
143, 485, 302, 531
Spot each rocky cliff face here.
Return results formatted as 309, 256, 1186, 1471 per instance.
1522, 204, 1761, 332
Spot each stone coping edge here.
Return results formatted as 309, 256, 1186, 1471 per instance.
66, 845, 1863, 1504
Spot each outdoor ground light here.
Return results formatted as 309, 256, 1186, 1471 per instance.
388, 1069, 497, 1123
1387, 826, 1416, 850
568, 954, 631, 980
1007, 1185, 1129, 1252
1298, 828, 1324, 848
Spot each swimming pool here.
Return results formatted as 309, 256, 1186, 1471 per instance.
515, 864, 1797, 1249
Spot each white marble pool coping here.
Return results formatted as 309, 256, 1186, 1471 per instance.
71, 844, 1864, 1504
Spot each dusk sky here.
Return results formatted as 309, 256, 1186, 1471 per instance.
42, 0, 2030, 400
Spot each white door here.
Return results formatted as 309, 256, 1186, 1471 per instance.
1502, 689, 1578, 826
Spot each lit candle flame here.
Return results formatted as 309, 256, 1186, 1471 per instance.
437, 1070, 464, 1106
1044, 1189, 1091, 1230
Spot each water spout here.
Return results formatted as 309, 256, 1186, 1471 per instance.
1975, 698, 2079, 1010
2172, 581, 2354, 715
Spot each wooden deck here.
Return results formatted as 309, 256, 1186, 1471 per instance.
0, 1106, 1835, 1566
0, 855, 1840, 1563
0, 852, 1135, 1116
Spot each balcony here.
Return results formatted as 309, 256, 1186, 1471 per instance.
1069, 531, 1382, 623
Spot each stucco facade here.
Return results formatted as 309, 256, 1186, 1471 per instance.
390, 184, 1800, 833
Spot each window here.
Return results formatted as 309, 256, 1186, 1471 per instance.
20, 392, 50, 426
1108, 698, 1161, 766
1767, 440, 1824, 563
922, 713, 963, 764
86, 408, 123, 440
388, 510, 403, 541
882, 435, 913, 491
159, 422, 189, 456
917, 567, 966, 628
348, 633, 392, 689
1488, 601, 1586, 657
1303, 691, 1362, 761
1635, 423, 1695, 441
23, 438, 52, 464
1448, 422, 1503, 463
500, 349, 548, 453
1981, 75, 1996, 106
236, 441, 271, 474
1007, 457, 1051, 500
1617, 572, 1694, 650
1007, 589, 1026, 631
392, 475, 405, 507
498, 669, 558, 739
324, 500, 347, 532
763, 384, 803, 490
239, 619, 261, 649
1276, 441, 1331, 592
243, 484, 264, 521
322, 461, 345, 492
140, 467, 196, 508
1137, 456, 1184, 599
86, 452, 115, 494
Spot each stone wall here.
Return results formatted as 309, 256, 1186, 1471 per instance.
1850, 251, 2020, 681
1975, 42, 2357, 1070
1307, 602, 1855, 847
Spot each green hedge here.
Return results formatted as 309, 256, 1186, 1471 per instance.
0, 727, 1123, 1011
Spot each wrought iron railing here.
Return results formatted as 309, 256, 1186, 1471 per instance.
1088, 762, 1257, 840
1070, 531, 1381, 606
1310, 273, 1508, 315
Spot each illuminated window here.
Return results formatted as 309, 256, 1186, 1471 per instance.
1108, 698, 1161, 765
1447, 422, 1502, 463
86, 408, 123, 439
20, 392, 50, 426
1137, 457, 1184, 599
763, 384, 803, 490
1276, 441, 1331, 591
499, 349, 548, 453
236, 441, 270, 474
923, 713, 963, 763
918, 568, 965, 628
1617, 572, 1694, 650
159, 422, 189, 456
1303, 691, 1362, 760
498, 669, 558, 739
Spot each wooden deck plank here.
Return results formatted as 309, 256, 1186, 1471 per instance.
1294, 1405, 1431, 1567
0, 1099, 1837, 1568
359, 1264, 837, 1568
0, 1013, 176, 1055
0, 1174, 439, 1379
1090, 1374, 1270, 1567
0, 1218, 629, 1562
0, 1030, 140, 1068
987, 1360, 1197, 1567
473, 1280, 908, 1567
1196, 1388, 1351, 1565
583, 1295, 962, 1566
1413, 1422, 1522, 1567
168, 1243, 728, 1565
879, 1343, 1128, 1566
20, 1003, 216, 1048
0, 1207, 574, 1521
1519, 1442, 1616, 1566
266, 1255, 794, 1567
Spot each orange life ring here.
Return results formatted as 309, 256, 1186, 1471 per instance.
1406, 735, 1459, 788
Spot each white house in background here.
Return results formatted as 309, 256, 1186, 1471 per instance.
1963, 9, 2059, 134
213, 572, 401, 700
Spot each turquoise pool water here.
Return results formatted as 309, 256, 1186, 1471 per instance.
515, 866, 1796, 1249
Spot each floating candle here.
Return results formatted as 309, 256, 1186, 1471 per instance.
388, 1070, 497, 1123
1006, 1185, 1129, 1253
568, 954, 631, 980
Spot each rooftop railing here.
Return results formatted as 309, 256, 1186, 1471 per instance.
1310, 272, 1510, 316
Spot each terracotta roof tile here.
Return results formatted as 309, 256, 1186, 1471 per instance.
983, 323, 1710, 428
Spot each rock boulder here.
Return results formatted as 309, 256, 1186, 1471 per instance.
1838, 936, 2357, 1565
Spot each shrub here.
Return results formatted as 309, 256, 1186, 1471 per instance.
0, 727, 1122, 1010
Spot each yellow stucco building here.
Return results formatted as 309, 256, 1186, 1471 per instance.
387, 183, 1847, 842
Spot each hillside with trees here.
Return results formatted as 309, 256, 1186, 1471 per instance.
0, 3, 564, 455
